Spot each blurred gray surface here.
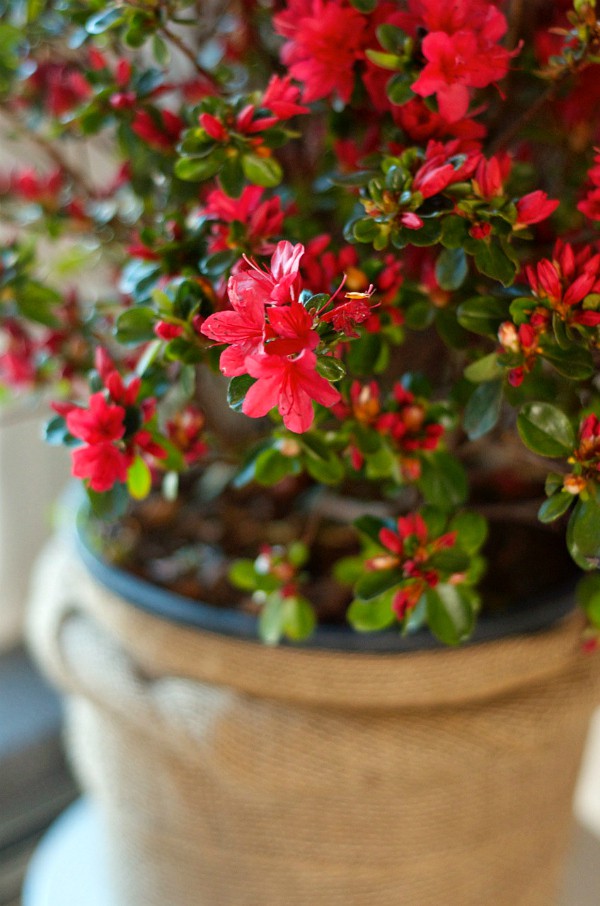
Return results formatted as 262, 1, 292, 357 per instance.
0, 648, 76, 905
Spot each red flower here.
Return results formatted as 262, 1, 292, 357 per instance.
132, 109, 184, 151
410, 3, 515, 122
200, 289, 266, 377
243, 348, 341, 433
66, 392, 125, 445
71, 442, 130, 493
515, 191, 559, 227
274, 0, 368, 104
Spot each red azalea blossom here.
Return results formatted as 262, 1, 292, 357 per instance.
369, 513, 458, 619
243, 348, 341, 433
515, 191, 559, 227
71, 442, 130, 493
274, 0, 368, 104
203, 185, 285, 255
410, 3, 517, 122
524, 240, 600, 327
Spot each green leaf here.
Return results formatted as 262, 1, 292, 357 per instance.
228, 559, 258, 592
538, 491, 573, 524
473, 241, 517, 286
349, 0, 378, 10
426, 584, 476, 646
241, 154, 283, 188
254, 448, 296, 485
86, 7, 124, 34
127, 455, 152, 500
259, 593, 286, 646
354, 514, 387, 544
115, 307, 156, 344
304, 451, 345, 485
174, 153, 225, 182
347, 592, 396, 631
376, 24, 408, 53
152, 34, 171, 66
440, 215, 469, 249
282, 596, 316, 641
86, 484, 129, 521
457, 296, 509, 338
365, 443, 398, 480
449, 511, 488, 554
228, 374, 256, 412
517, 402, 574, 458
355, 568, 401, 601
541, 343, 594, 381
316, 356, 346, 382
577, 574, 600, 626
219, 157, 245, 198
346, 332, 386, 375
365, 49, 402, 70
567, 497, 600, 570
464, 353, 503, 383
435, 247, 468, 291
386, 73, 414, 105
463, 380, 503, 440
418, 452, 468, 509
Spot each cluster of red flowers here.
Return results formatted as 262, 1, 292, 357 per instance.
497, 241, 600, 386
564, 414, 600, 497
578, 150, 600, 222
342, 380, 444, 478
55, 350, 166, 493
203, 185, 286, 256
201, 240, 382, 433
367, 514, 457, 619
274, 0, 515, 121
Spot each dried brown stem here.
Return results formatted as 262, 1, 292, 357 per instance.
160, 24, 219, 87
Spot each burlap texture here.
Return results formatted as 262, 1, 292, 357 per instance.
27, 534, 600, 906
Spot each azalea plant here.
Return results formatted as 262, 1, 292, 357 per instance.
4, 0, 600, 646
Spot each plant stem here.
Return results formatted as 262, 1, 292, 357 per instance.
160, 24, 219, 87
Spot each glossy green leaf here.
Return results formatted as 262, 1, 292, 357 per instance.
463, 380, 503, 440
464, 353, 503, 383
449, 511, 488, 554
355, 568, 401, 601
473, 241, 517, 286
241, 154, 283, 188
115, 307, 156, 343
228, 559, 259, 591
127, 455, 152, 500
567, 497, 600, 570
86, 7, 124, 34
347, 592, 396, 632
227, 374, 256, 412
435, 247, 468, 291
282, 596, 316, 641
538, 491, 573, 523
457, 296, 509, 338
541, 343, 594, 381
426, 584, 476, 646
254, 448, 296, 485
175, 153, 224, 182
350, 0, 378, 10
517, 402, 574, 458
418, 452, 468, 509
316, 356, 346, 382
258, 593, 285, 645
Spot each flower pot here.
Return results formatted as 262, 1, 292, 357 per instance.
27, 527, 600, 906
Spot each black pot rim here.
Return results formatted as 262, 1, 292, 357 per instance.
73, 501, 577, 654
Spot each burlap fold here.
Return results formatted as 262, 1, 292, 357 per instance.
27, 534, 600, 906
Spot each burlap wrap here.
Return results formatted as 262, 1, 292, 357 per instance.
27, 534, 600, 906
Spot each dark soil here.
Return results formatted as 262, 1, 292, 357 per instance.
88, 469, 578, 627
